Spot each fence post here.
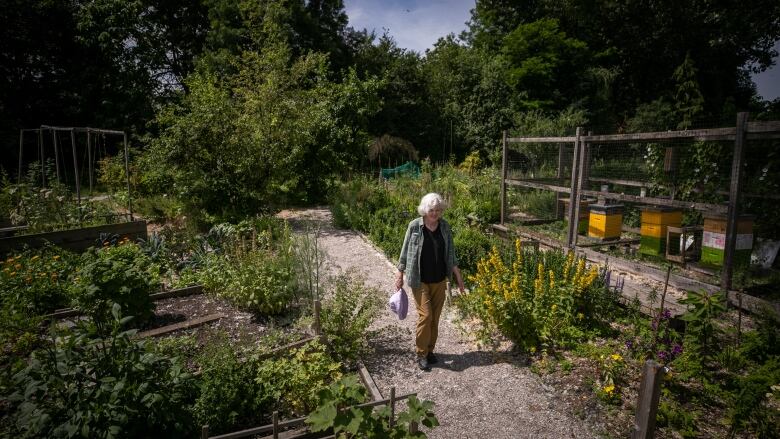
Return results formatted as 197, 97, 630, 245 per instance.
313, 300, 322, 337
273, 411, 279, 439
722, 112, 748, 289
566, 127, 583, 248
632, 360, 665, 439
501, 130, 508, 225
572, 130, 588, 247
201, 425, 209, 439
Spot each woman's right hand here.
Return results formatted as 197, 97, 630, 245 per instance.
395, 272, 404, 290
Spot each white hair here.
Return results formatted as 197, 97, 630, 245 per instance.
417, 193, 447, 216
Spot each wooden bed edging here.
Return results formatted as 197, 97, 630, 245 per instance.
137, 313, 225, 338
207, 390, 417, 439
43, 284, 205, 320
0, 220, 147, 255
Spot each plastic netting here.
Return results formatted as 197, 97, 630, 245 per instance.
381, 161, 420, 180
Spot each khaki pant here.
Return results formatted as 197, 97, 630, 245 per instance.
411, 280, 447, 358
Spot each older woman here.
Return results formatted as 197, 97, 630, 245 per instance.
395, 193, 465, 370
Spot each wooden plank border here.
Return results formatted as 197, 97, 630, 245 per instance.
43, 285, 205, 320
0, 220, 147, 255
137, 313, 224, 338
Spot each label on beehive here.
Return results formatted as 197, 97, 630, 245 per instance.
703, 231, 725, 249
703, 231, 753, 251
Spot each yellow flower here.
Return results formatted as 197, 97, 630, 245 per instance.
577, 313, 584, 320
31, 255, 39, 261
611, 354, 622, 362
14, 264, 22, 270
551, 304, 558, 312
10, 271, 16, 276
603, 385, 615, 395
52, 255, 60, 261
548, 270, 555, 289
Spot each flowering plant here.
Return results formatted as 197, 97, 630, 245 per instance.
459, 240, 604, 350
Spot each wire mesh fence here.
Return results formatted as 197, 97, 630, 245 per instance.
501, 114, 780, 289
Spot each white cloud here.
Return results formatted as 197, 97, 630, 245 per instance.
344, 0, 474, 54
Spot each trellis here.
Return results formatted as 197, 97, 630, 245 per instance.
17, 125, 134, 222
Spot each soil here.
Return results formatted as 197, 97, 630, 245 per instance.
276, 207, 608, 439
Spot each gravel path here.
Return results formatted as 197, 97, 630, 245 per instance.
277, 207, 600, 439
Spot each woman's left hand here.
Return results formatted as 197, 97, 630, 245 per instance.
452, 266, 466, 294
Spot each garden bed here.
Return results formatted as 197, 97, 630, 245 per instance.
0, 220, 147, 255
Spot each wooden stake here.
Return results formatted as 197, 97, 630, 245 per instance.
201, 425, 209, 439
737, 289, 743, 347
272, 411, 279, 439
632, 360, 665, 439
313, 300, 322, 336
389, 387, 396, 428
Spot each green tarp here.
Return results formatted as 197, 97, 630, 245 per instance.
381, 161, 420, 179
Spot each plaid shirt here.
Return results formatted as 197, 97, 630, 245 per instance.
397, 217, 458, 289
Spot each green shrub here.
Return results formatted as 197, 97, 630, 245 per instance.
321, 273, 382, 367
199, 250, 297, 315
453, 226, 498, 275
8, 304, 196, 438
194, 339, 342, 435
69, 242, 160, 326
193, 337, 265, 434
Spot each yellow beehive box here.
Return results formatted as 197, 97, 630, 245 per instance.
588, 204, 623, 240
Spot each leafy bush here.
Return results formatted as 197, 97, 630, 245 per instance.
1, 247, 76, 314
307, 375, 439, 438
457, 241, 613, 350
69, 242, 160, 325
321, 273, 382, 366
253, 341, 343, 416
198, 250, 297, 315
7, 305, 196, 439
194, 339, 342, 435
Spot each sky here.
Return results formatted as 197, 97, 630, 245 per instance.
343, 0, 780, 101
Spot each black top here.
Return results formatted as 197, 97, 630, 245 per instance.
420, 224, 447, 283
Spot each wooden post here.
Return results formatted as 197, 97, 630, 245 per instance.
17, 129, 23, 184
722, 112, 748, 289
632, 360, 665, 439
313, 300, 322, 336
651, 266, 672, 353
272, 411, 279, 439
70, 130, 82, 225
500, 130, 508, 225
87, 131, 93, 194
201, 425, 209, 439
737, 289, 743, 347
123, 132, 134, 221
52, 129, 61, 183
39, 127, 45, 187
389, 386, 396, 428
572, 131, 588, 247
566, 128, 583, 248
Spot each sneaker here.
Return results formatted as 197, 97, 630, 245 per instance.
417, 357, 430, 371
426, 352, 438, 364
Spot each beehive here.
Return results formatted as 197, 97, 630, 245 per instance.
701, 214, 754, 266
560, 198, 595, 234
639, 206, 682, 256
588, 204, 623, 240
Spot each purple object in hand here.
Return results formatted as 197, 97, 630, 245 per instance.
389, 288, 409, 320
